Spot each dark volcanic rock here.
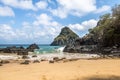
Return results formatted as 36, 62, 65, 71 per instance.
0, 44, 39, 55
20, 60, 30, 65
17, 50, 28, 55
49, 60, 54, 63
0, 46, 28, 55
33, 60, 40, 63
22, 55, 29, 59
32, 55, 37, 57
0, 63, 2, 66
1, 60, 10, 64
63, 37, 98, 53
2, 47, 12, 53
27, 43, 39, 52
51, 27, 79, 46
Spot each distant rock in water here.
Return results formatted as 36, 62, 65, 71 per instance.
51, 27, 79, 46
0, 44, 39, 55
27, 43, 39, 52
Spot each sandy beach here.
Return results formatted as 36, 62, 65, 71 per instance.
0, 59, 120, 80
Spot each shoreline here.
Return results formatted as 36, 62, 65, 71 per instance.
0, 52, 100, 60
0, 52, 120, 65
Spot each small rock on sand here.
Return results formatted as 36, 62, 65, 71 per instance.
20, 60, 30, 65
1, 60, 10, 64
53, 57, 59, 61
49, 60, 54, 63
0, 63, 2, 66
32, 55, 37, 57
33, 60, 40, 63
22, 55, 29, 59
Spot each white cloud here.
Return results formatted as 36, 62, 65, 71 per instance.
33, 13, 62, 36
71, 19, 98, 30
95, 5, 111, 13
0, 18, 98, 43
69, 19, 98, 34
81, 19, 98, 29
0, 23, 47, 42
35, 0, 48, 9
33, 13, 52, 26
50, 0, 96, 18
69, 24, 84, 31
50, 7, 68, 19
0, 13, 62, 43
50, 0, 110, 18
0, 6, 15, 17
0, 0, 49, 10
0, 0, 36, 10
0, 24, 16, 40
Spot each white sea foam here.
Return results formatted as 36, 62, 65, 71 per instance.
0, 53, 100, 60
56, 46, 65, 53
0, 55, 18, 60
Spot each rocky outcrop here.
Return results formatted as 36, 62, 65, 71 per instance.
63, 37, 98, 53
51, 27, 79, 46
63, 5, 120, 54
0, 43, 39, 55
20, 60, 30, 65
1, 46, 25, 53
27, 43, 39, 52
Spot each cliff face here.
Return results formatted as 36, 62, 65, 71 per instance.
63, 35, 98, 53
50, 27, 79, 46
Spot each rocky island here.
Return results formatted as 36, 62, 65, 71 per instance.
51, 27, 79, 46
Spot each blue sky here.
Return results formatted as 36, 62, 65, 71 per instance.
0, 0, 120, 44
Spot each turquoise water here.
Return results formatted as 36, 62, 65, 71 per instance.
34, 45, 61, 54
0, 44, 61, 54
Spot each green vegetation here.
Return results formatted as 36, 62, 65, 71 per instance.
51, 27, 79, 46
88, 5, 120, 47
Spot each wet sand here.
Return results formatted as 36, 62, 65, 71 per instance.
0, 59, 120, 80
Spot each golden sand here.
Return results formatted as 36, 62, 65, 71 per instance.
0, 59, 120, 80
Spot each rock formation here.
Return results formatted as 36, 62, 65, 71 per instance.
63, 37, 98, 53
63, 5, 120, 54
27, 43, 39, 52
51, 27, 79, 46
0, 43, 39, 55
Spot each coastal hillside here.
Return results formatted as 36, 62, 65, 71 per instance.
64, 5, 120, 53
51, 27, 79, 46
84, 5, 120, 48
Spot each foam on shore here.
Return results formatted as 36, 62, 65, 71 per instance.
0, 53, 100, 61
0, 55, 18, 60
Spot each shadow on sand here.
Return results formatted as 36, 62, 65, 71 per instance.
73, 75, 120, 80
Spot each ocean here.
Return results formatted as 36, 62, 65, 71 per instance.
0, 44, 64, 54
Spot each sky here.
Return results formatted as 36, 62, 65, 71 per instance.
0, 0, 120, 44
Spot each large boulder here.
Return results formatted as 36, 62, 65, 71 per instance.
17, 50, 28, 55
51, 27, 79, 46
0, 46, 29, 55
63, 37, 98, 53
2, 47, 12, 53
27, 43, 39, 52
